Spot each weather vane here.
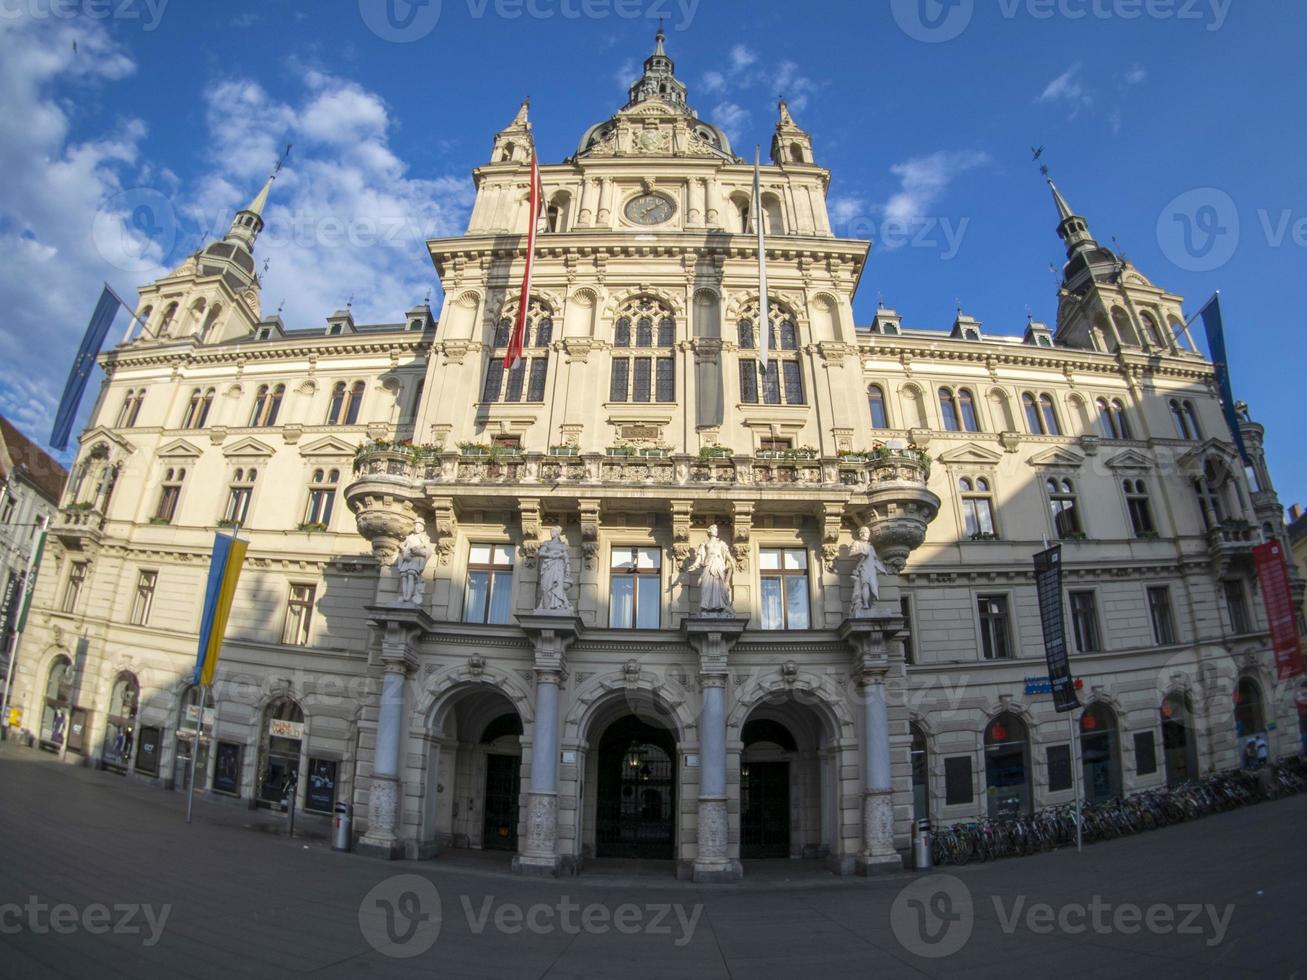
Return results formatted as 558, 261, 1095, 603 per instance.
272, 143, 292, 180
1032, 145, 1050, 178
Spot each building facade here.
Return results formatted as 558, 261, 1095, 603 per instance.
1, 415, 67, 697
9, 34, 1304, 877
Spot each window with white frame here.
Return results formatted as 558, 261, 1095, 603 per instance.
62, 561, 88, 613
249, 384, 285, 427
977, 595, 1012, 659
282, 584, 315, 645
1047, 477, 1082, 539
759, 548, 810, 630
464, 544, 514, 624
155, 467, 186, 523
482, 299, 552, 403
223, 467, 257, 525
868, 383, 889, 428
737, 300, 804, 405
130, 570, 157, 626
609, 546, 661, 628
959, 476, 997, 538
303, 468, 340, 528
609, 297, 675, 403
939, 387, 980, 432
1124, 479, 1155, 536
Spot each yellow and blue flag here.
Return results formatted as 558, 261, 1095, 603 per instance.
192, 531, 248, 686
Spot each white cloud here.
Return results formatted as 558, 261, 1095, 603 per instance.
701, 69, 726, 94
1124, 64, 1147, 86
712, 101, 750, 144
879, 150, 991, 232
729, 45, 757, 72
0, 12, 474, 449
829, 195, 868, 225
695, 46, 820, 137
1036, 64, 1092, 116
613, 58, 636, 92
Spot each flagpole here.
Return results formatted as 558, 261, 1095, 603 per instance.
185, 683, 206, 825
1069, 710, 1083, 852
1174, 290, 1217, 352
0, 515, 48, 739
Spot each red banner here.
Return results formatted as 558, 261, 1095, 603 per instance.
1253, 541, 1305, 680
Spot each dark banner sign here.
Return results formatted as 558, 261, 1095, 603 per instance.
135, 726, 161, 776
1034, 544, 1081, 713
0, 571, 22, 644
213, 741, 242, 796
1253, 541, 1305, 680
305, 758, 338, 814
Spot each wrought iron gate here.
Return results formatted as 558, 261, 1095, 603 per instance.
596, 719, 675, 859
741, 761, 790, 858
482, 753, 520, 851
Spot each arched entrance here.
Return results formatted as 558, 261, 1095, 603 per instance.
984, 713, 1031, 818
595, 716, 676, 859
1233, 676, 1265, 739
1079, 703, 1121, 803
101, 673, 139, 772
423, 686, 524, 854
1161, 692, 1199, 786
174, 685, 215, 790
910, 723, 930, 826
39, 656, 72, 752
256, 698, 305, 811
737, 695, 835, 862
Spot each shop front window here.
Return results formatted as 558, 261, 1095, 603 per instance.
102, 673, 140, 771
257, 698, 305, 812
984, 713, 1031, 818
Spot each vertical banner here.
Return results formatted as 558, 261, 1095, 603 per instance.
1196, 293, 1250, 465
50, 284, 123, 451
192, 532, 249, 686
1253, 541, 1304, 680
504, 149, 540, 372
1034, 544, 1081, 713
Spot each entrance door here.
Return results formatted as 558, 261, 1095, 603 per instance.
741, 761, 790, 858
174, 736, 210, 791
1162, 718, 1193, 786
257, 752, 300, 811
482, 754, 520, 851
596, 718, 675, 859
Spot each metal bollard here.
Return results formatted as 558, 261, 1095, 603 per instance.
333, 801, 352, 852
913, 819, 932, 870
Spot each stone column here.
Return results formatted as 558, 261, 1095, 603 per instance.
840, 614, 905, 875
358, 606, 431, 859
576, 178, 596, 227
683, 616, 747, 882
515, 613, 582, 876
596, 178, 613, 225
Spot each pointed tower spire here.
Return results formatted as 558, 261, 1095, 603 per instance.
1039, 166, 1098, 260
491, 97, 533, 164
624, 28, 689, 112
653, 21, 666, 56
224, 144, 290, 253
771, 97, 813, 165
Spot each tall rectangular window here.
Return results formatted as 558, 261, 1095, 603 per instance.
1069, 590, 1101, 653
1047, 478, 1081, 539
62, 561, 88, 613
155, 467, 186, 523
977, 595, 1011, 660
1223, 579, 1250, 634
464, 544, 515, 625
1148, 585, 1176, 645
504, 360, 526, 402
739, 360, 759, 403
130, 570, 157, 626
1125, 479, 1155, 536
482, 360, 505, 402
655, 357, 674, 402
632, 357, 652, 402
759, 548, 810, 630
781, 361, 804, 405
609, 547, 661, 628
304, 468, 340, 528
282, 584, 315, 645
609, 358, 630, 402
223, 467, 257, 525
527, 359, 549, 402
901, 595, 915, 665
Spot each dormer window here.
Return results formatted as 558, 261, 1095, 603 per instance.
327, 323, 342, 336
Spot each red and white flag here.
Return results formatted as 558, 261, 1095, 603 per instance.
505, 149, 542, 371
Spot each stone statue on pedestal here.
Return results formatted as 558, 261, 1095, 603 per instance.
849, 526, 889, 617
688, 524, 735, 616
394, 520, 432, 605
534, 526, 574, 613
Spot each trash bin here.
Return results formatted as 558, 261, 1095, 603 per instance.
333, 802, 352, 852
913, 820, 932, 870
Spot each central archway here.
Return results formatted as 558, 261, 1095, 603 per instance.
594, 716, 676, 859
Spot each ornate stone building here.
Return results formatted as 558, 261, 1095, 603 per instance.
9, 33, 1303, 877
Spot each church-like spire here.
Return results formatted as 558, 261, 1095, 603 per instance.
224, 145, 289, 253
490, 97, 533, 164
625, 28, 690, 113
1043, 172, 1098, 260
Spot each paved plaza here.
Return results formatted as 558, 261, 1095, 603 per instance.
0, 741, 1304, 978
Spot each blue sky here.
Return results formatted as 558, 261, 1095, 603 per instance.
1, 0, 1303, 505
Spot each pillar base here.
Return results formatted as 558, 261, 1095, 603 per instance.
692, 858, 743, 883
512, 853, 571, 877
856, 852, 904, 876
356, 837, 406, 860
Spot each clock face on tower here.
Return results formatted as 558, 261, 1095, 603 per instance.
624, 192, 676, 226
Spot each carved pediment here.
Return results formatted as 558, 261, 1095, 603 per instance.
77, 426, 135, 456
937, 443, 1003, 466
1026, 446, 1086, 468
299, 435, 359, 459
221, 436, 276, 459
157, 438, 204, 460
1104, 449, 1153, 472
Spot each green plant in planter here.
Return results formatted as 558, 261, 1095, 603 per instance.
970, 531, 999, 542
216, 519, 241, 530
297, 521, 328, 533
1137, 530, 1161, 540
147, 516, 170, 526
698, 446, 732, 461
65, 501, 95, 512
1062, 531, 1089, 542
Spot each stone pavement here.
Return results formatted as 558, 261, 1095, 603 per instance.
0, 741, 1304, 978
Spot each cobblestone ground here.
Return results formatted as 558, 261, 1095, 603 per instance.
1, 742, 1304, 978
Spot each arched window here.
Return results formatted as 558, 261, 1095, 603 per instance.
182, 388, 213, 428
1079, 703, 1121, 803
256, 697, 306, 810
345, 382, 365, 425
957, 388, 979, 431
730, 192, 751, 234
1040, 394, 1061, 436
1183, 400, 1202, 440
116, 389, 143, 428
760, 193, 784, 235
159, 302, 179, 336
325, 381, 365, 424
959, 476, 996, 538
736, 300, 803, 406
304, 468, 340, 528
483, 300, 553, 403
1234, 676, 1265, 742
102, 672, 140, 771
939, 388, 960, 431
868, 384, 888, 429
1047, 477, 1081, 538
939, 387, 978, 432
1022, 392, 1041, 434
1169, 399, 1191, 439
1161, 692, 1198, 786
609, 297, 675, 403
1111, 307, 1140, 347
1141, 312, 1163, 347
326, 382, 346, 424
984, 713, 1031, 818
40, 655, 74, 749
790, 142, 804, 163
1096, 398, 1131, 439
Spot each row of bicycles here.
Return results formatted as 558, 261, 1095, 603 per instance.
930, 756, 1307, 866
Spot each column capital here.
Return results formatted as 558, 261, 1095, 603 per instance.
838, 614, 905, 679
366, 604, 436, 674
681, 615, 748, 675
516, 612, 583, 673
